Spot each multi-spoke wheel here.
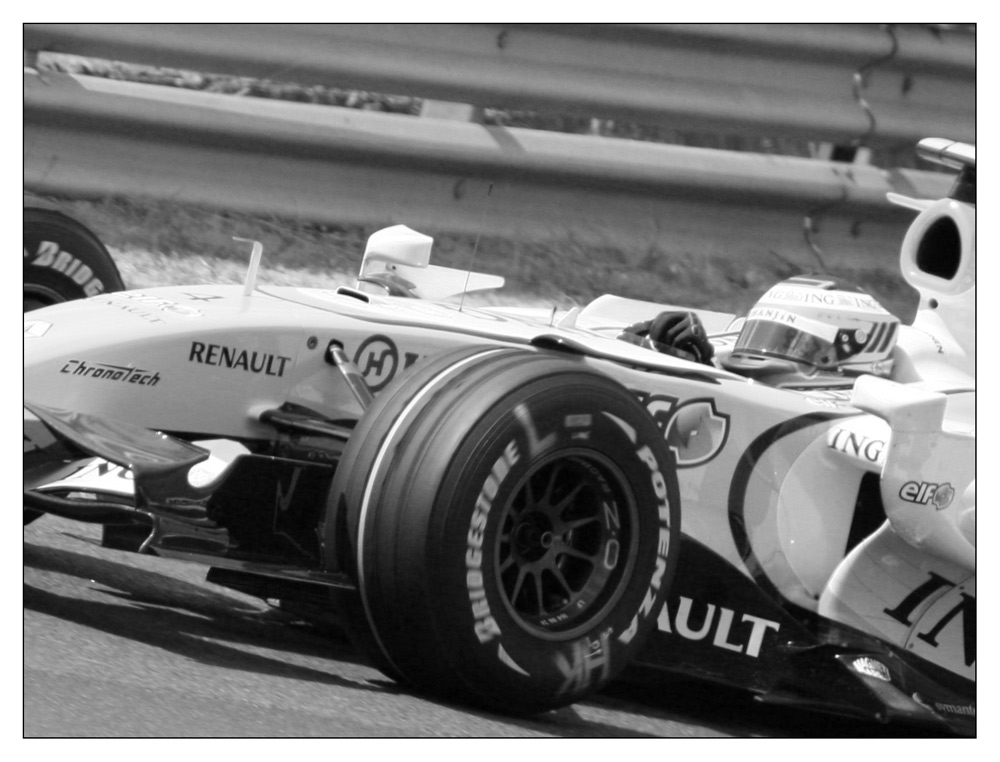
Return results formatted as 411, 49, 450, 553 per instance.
325, 346, 680, 713
498, 454, 638, 639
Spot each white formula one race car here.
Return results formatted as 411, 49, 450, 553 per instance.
24, 138, 975, 734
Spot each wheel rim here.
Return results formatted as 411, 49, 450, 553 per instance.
495, 451, 638, 640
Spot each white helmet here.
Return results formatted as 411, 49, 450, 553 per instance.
721, 277, 899, 387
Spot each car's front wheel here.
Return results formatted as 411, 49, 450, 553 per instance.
324, 346, 680, 713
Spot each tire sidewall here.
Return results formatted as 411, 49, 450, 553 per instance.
23, 208, 123, 308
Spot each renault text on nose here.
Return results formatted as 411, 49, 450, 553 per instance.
189, 341, 291, 377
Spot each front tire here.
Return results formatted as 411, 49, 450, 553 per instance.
23, 207, 124, 311
324, 347, 680, 713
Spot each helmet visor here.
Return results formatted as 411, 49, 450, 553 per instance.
733, 319, 838, 368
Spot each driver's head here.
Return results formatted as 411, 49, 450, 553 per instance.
721, 277, 899, 387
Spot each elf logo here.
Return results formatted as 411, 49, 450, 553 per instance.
900, 481, 955, 510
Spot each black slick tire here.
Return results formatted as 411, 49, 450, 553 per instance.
23, 207, 124, 311
323, 346, 680, 713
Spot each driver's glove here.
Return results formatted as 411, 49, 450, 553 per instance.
618, 311, 715, 365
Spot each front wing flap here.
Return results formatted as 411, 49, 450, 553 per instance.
24, 401, 219, 534
24, 402, 337, 568
25, 401, 210, 501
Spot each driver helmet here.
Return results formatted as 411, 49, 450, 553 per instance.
721, 277, 899, 387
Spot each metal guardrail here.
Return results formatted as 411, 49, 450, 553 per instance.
23, 68, 954, 270
22, 24, 971, 270
23, 23, 975, 146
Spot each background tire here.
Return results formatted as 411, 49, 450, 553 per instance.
324, 347, 680, 713
23, 206, 124, 311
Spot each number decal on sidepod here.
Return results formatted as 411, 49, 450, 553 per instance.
636, 394, 730, 468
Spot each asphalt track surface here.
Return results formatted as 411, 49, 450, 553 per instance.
24, 515, 947, 739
